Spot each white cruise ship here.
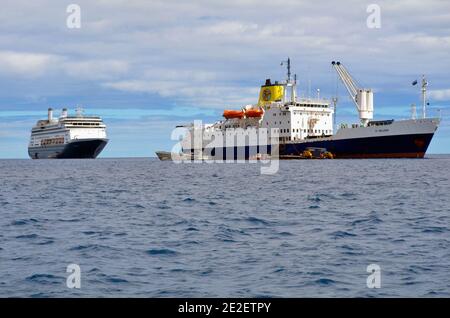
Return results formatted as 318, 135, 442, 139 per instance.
28, 108, 108, 159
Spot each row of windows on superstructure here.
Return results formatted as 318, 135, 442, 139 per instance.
65, 122, 101, 126
297, 104, 328, 108
277, 128, 332, 134
211, 126, 331, 134
40, 137, 65, 146
278, 136, 304, 142
266, 121, 329, 128
203, 128, 332, 136
273, 112, 330, 117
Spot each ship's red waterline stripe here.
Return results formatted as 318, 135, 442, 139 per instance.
335, 152, 425, 159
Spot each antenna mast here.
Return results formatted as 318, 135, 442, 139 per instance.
75, 106, 84, 117
287, 58, 291, 81
411, 103, 417, 119
281, 57, 295, 103
421, 75, 427, 118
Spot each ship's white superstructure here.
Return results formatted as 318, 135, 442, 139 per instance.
182, 95, 334, 153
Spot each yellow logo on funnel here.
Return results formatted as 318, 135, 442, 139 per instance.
262, 88, 272, 101
258, 85, 284, 106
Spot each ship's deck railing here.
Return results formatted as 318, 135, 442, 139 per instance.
281, 135, 334, 144
367, 119, 394, 127
295, 97, 330, 106
339, 123, 361, 129
338, 119, 395, 130
61, 116, 103, 121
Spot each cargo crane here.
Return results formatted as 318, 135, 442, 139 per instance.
331, 61, 373, 126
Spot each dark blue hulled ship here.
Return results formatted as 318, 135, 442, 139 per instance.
169, 59, 440, 160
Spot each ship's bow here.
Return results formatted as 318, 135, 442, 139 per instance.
59, 138, 108, 159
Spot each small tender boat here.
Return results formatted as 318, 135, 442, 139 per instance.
155, 151, 172, 161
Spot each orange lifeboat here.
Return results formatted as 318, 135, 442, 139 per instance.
245, 108, 264, 118
223, 110, 244, 119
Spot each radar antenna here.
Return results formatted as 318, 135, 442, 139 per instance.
75, 106, 84, 117
280, 57, 291, 82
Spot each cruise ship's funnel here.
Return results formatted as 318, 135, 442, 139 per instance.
48, 108, 53, 122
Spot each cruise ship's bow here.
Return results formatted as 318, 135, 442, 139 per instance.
59, 138, 108, 159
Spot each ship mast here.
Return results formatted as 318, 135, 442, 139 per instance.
412, 75, 428, 119
421, 75, 428, 119
281, 57, 296, 103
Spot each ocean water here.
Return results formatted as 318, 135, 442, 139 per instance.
0, 157, 449, 298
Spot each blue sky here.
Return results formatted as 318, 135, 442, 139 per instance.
1, 0, 450, 158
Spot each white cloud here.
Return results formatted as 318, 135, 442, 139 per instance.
102, 80, 151, 93
102, 79, 259, 108
206, 21, 258, 35
63, 60, 129, 80
429, 89, 450, 101
0, 50, 129, 81
0, 51, 59, 78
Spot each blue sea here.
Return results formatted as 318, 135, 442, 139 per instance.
0, 157, 449, 297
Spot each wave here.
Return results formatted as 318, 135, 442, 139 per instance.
146, 248, 178, 256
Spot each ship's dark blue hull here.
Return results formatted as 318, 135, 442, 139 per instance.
28, 139, 108, 159
193, 133, 435, 159
281, 133, 434, 158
